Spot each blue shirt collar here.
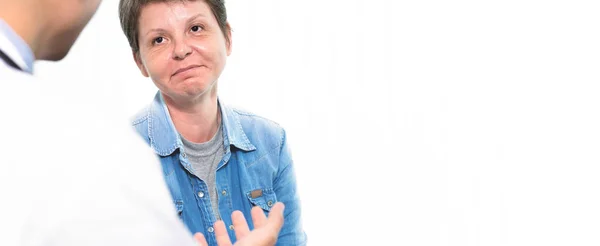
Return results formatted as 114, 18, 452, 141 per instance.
147, 92, 256, 156
0, 19, 35, 73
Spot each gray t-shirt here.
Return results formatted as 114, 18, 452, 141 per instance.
180, 122, 224, 220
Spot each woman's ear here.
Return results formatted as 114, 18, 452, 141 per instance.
133, 51, 149, 77
225, 22, 233, 56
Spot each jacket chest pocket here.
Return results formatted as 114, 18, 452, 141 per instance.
236, 152, 279, 212
246, 188, 278, 212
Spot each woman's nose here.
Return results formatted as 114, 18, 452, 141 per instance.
172, 38, 192, 60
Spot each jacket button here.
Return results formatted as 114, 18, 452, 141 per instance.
198, 191, 205, 198
267, 200, 273, 207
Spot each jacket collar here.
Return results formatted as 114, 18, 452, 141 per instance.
147, 92, 255, 156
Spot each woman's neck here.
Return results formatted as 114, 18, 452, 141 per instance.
163, 92, 220, 143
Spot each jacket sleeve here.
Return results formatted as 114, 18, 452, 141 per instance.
273, 129, 308, 246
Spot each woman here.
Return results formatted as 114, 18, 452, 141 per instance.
118, 0, 306, 245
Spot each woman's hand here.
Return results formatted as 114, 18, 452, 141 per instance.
194, 202, 285, 246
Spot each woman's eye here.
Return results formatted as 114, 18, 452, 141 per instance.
191, 25, 202, 32
153, 37, 164, 44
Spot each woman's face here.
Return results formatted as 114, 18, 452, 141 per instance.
134, 0, 231, 102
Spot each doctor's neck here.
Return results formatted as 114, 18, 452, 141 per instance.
0, 0, 61, 60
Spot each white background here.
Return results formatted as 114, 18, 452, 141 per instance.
36, 0, 600, 245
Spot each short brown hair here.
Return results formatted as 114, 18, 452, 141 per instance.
119, 0, 230, 52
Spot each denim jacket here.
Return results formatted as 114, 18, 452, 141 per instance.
132, 92, 306, 246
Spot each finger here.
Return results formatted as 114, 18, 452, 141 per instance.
265, 202, 285, 233
236, 204, 285, 246
231, 210, 250, 239
214, 220, 233, 246
193, 232, 208, 246
251, 206, 267, 228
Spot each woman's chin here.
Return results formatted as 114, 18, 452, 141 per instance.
181, 85, 214, 99
161, 78, 217, 102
